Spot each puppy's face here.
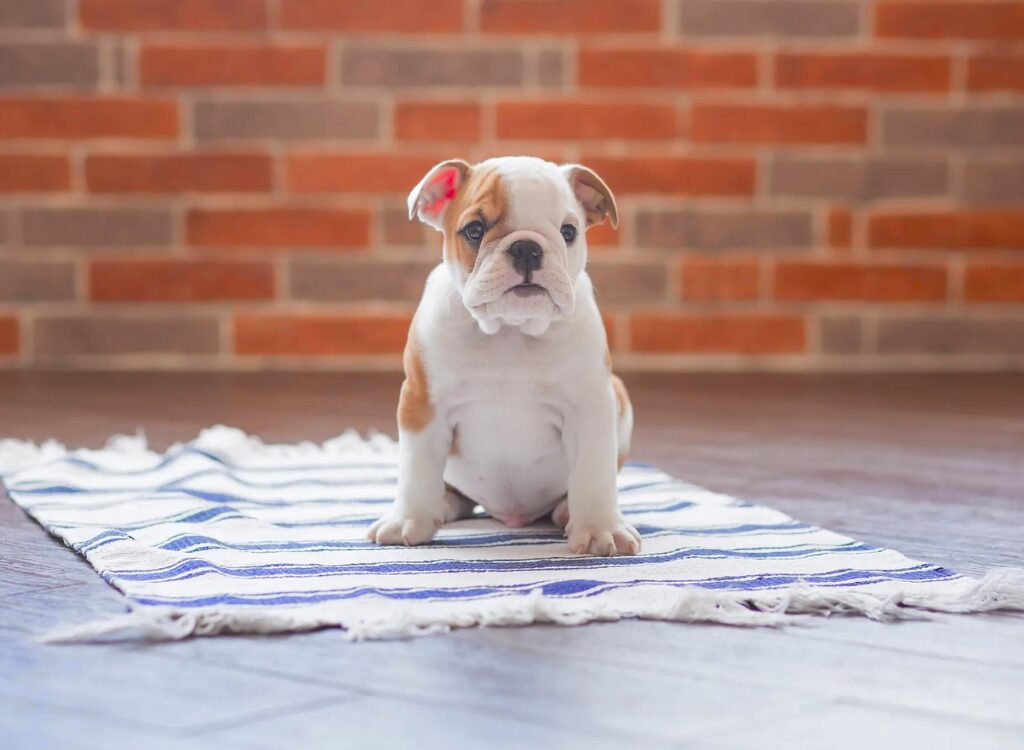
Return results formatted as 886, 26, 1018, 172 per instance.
408, 156, 618, 336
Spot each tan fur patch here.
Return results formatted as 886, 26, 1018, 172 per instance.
397, 327, 433, 432
443, 165, 509, 274
611, 373, 630, 421
612, 373, 630, 471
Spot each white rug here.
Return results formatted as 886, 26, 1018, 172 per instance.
1, 426, 1021, 641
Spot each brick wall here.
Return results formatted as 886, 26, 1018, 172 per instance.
1, 0, 1023, 371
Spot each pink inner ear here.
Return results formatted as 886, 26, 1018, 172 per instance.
423, 168, 460, 217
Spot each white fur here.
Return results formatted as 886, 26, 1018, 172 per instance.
369, 157, 638, 556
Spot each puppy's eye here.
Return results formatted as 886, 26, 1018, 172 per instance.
461, 221, 485, 244
560, 224, 578, 244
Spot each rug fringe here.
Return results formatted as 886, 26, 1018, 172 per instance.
40, 568, 1024, 644
0, 425, 396, 475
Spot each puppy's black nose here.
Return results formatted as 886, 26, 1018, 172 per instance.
507, 240, 543, 282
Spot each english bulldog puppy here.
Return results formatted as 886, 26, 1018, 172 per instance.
368, 156, 639, 556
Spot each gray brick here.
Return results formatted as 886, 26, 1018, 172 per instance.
290, 259, 436, 302
194, 100, 378, 141
877, 317, 1024, 355
0, 42, 99, 88
883, 106, 1024, 148
34, 315, 220, 356
0, 0, 65, 28
0, 261, 75, 301
770, 156, 948, 201
678, 0, 860, 37
341, 45, 523, 87
0, 210, 8, 245
962, 160, 1024, 204
821, 316, 863, 354
21, 207, 173, 247
588, 260, 668, 305
537, 49, 565, 88
636, 209, 813, 250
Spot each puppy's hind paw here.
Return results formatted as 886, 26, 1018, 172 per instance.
367, 514, 441, 547
567, 519, 641, 557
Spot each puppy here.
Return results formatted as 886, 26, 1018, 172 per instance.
368, 156, 639, 556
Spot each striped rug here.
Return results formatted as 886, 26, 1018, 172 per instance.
1, 426, 1020, 641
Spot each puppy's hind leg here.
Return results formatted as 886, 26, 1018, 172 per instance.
551, 495, 569, 529
443, 484, 478, 522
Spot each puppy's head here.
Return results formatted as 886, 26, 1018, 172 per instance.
408, 156, 617, 336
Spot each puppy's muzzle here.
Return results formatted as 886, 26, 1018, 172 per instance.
507, 240, 543, 283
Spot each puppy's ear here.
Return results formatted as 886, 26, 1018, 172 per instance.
407, 159, 472, 231
561, 164, 619, 229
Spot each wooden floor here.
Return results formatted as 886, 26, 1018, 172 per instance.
1, 372, 1022, 750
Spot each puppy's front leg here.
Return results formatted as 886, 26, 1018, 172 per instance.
565, 382, 641, 556
368, 423, 450, 546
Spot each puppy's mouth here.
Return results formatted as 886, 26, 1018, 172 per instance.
507, 283, 548, 299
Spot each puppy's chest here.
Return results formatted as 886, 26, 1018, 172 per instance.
430, 335, 575, 459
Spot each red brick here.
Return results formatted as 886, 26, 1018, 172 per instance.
582, 156, 755, 196
0, 316, 19, 355
279, 0, 462, 32
964, 264, 1024, 302
497, 101, 676, 140
869, 211, 1024, 250
394, 102, 481, 142
287, 154, 440, 194
482, 0, 660, 34
775, 52, 950, 92
0, 155, 70, 192
140, 45, 325, 87
681, 258, 761, 301
829, 207, 853, 250
90, 260, 274, 302
187, 208, 371, 248
876, 2, 1024, 40
774, 262, 947, 302
587, 222, 621, 247
0, 98, 177, 140
579, 48, 757, 88
80, 0, 265, 31
87, 153, 272, 193
234, 313, 412, 355
968, 53, 1024, 92
630, 312, 806, 354
691, 104, 867, 144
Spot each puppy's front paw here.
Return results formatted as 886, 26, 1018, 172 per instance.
567, 518, 641, 556
367, 513, 441, 546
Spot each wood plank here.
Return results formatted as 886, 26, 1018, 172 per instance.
689, 701, 1024, 750
197, 692, 677, 750
462, 620, 1024, 726
0, 631, 354, 737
